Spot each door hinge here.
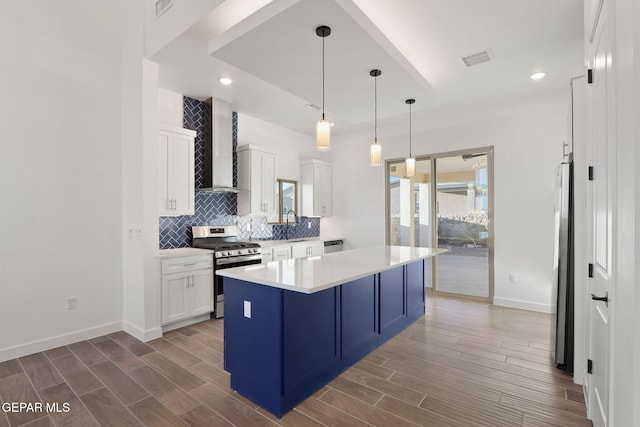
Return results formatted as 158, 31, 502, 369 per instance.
587, 359, 593, 374
588, 263, 594, 278
588, 166, 594, 181
587, 69, 593, 84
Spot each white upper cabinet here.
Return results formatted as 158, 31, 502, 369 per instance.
237, 145, 277, 221
301, 159, 332, 217
158, 127, 196, 216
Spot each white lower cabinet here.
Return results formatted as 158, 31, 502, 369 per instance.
261, 241, 325, 263
161, 255, 213, 325
272, 245, 292, 261
291, 241, 324, 258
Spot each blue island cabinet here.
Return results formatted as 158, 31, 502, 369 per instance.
223, 259, 424, 418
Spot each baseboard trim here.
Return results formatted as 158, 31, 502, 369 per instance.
0, 321, 123, 363
493, 297, 555, 313
122, 322, 163, 342
161, 314, 212, 334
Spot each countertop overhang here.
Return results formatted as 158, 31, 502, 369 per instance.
217, 245, 446, 294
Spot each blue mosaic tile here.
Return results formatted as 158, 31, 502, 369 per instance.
232, 111, 238, 188
271, 216, 320, 240
183, 96, 210, 190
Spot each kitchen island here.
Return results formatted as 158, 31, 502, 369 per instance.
217, 245, 445, 418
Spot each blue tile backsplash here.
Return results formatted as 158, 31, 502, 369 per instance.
159, 97, 320, 249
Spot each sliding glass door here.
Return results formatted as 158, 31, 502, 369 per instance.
386, 148, 493, 299
387, 158, 433, 288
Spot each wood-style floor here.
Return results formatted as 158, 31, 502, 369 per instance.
0, 294, 592, 427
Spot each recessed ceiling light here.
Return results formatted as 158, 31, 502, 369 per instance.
530, 72, 546, 80
218, 77, 233, 85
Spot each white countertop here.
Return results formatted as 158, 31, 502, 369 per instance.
217, 245, 445, 294
158, 247, 214, 259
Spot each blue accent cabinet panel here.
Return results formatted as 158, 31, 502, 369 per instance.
282, 288, 341, 396
406, 260, 425, 321
341, 275, 378, 365
223, 260, 428, 418
379, 266, 407, 344
224, 278, 283, 414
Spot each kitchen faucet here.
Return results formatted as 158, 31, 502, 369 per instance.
285, 209, 297, 240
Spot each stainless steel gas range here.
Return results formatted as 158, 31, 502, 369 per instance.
191, 225, 262, 318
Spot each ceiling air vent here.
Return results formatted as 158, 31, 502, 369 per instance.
155, 0, 173, 17
461, 50, 492, 67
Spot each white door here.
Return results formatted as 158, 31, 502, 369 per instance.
587, 2, 612, 425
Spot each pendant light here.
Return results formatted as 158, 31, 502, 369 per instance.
405, 98, 416, 177
316, 25, 332, 151
369, 69, 382, 166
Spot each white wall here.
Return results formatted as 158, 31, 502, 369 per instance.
145, 0, 224, 57
0, 1, 127, 360
330, 93, 567, 312
158, 88, 184, 127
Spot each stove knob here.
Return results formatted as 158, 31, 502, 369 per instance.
222, 251, 228, 256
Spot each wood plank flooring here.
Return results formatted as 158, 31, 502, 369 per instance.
0, 294, 592, 426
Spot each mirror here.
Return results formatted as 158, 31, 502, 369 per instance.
277, 179, 297, 224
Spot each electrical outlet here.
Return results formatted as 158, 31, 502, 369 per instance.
308, 222, 312, 229
246, 223, 251, 231
509, 274, 518, 284
66, 297, 77, 310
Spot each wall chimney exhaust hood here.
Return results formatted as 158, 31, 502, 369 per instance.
198, 98, 239, 193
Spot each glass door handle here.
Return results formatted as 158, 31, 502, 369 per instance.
591, 292, 609, 307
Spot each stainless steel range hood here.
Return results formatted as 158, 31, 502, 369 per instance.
197, 98, 239, 193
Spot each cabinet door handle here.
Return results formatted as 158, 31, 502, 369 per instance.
182, 262, 197, 267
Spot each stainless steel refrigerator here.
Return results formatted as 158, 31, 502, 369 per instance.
551, 160, 574, 373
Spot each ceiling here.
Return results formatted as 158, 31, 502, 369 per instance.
150, 0, 584, 136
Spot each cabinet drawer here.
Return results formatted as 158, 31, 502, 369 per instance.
161, 255, 213, 275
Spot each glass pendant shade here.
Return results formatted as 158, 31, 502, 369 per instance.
405, 157, 415, 177
370, 142, 381, 166
317, 119, 331, 151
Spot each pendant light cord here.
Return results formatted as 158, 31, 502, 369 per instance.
409, 102, 412, 157
322, 35, 325, 121
374, 75, 378, 143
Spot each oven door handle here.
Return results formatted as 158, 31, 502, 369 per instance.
216, 254, 263, 266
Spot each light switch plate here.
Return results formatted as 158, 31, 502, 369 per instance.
243, 300, 251, 318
